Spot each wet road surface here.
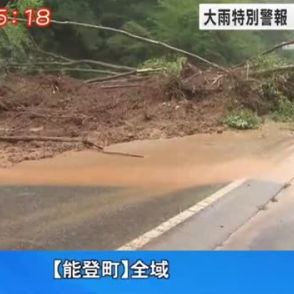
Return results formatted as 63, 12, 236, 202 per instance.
220, 181, 294, 250
145, 153, 294, 250
0, 123, 293, 250
144, 179, 286, 250
0, 184, 221, 249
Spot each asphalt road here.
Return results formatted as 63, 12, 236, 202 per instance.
1, 124, 293, 251
0, 184, 222, 250
145, 153, 294, 250
220, 181, 294, 250
144, 179, 287, 250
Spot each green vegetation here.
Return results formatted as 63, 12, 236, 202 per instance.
141, 56, 186, 77
224, 109, 260, 130
0, 0, 43, 60
0, 0, 292, 65
22, 0, 291, 65
272, 98, 294, 122
253, 55, 287, 71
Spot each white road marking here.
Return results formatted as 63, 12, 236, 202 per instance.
118, 178, 247, 250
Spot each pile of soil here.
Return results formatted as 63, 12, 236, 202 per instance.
0, 72, 230, 166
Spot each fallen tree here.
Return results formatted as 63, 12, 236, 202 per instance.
13, 17, 228, 73
8, 16, 293, 84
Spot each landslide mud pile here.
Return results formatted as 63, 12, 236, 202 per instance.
0, 71, 227, 166
0, 65, 292, 166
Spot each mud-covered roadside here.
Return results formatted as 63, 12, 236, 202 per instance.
0, 73, 227, 167
1, 60, 294, 168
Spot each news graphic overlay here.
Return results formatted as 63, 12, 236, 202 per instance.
0, 4, 52, 28
54, 259, 170, 280
200, 3, 294, 30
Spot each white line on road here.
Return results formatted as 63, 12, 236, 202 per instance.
118, 178, 247, 250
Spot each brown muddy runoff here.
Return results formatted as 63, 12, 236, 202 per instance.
0, 123, 293, 189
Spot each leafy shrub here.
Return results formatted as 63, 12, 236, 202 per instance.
224, 109, 260, 130
141, 56, 187, 77
253, 55, 287, 71
0, 0, 43, 60
272, 97, 294, 122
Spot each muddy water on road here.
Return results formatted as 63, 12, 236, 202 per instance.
0, 123, 293, 188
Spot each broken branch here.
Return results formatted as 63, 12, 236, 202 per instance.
85, 68, 162, 84
99, 84, 142, 89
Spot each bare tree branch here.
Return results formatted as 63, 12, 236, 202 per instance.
261, 39, 294, 56
100, 84, 143, 89
85, 68, 163, 84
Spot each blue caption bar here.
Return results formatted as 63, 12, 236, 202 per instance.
0, 251, 293, 294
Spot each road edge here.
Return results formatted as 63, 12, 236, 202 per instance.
118, 178, 247, 250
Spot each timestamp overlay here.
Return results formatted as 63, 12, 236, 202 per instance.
200, 3, 294, 30
0, 6, 52, 28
